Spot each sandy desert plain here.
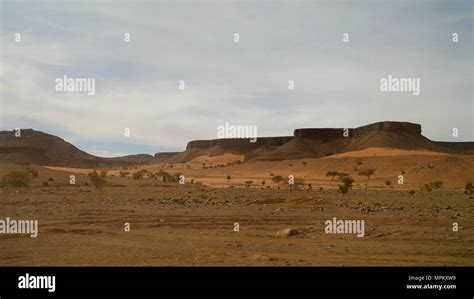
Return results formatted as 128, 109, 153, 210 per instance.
0, 123, 473, 266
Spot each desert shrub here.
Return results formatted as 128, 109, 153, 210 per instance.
358, 169, 375, 180
119, 171, 129, 177
429, 180, 443, 189
385, 180, 391, 186
422, 184, 432, 192
48, 177, 54, 181
245, 180, 253, 187
42, 181, 49, 187
23, 166, 38, 178
172, 173, 182, 182
146, 173, 156, 179
339, 184, 350, 195
1, 171, 31, 187
88, 170, 107, 189
408, 189, 416, 195
132, 171, 145, 180
423, 180, 443, 191
336, 172, 349, 178
226, 175, 231, 180
190, 179, 194, 184
302, 161, 307, 167
339, 176, 354, 196
261, 180, 266, 186
100, 170, 107, 178
291, 178, 306, 188
465, 182, 474, 194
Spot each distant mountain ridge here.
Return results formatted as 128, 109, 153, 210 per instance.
1, 122, 472, 167
0, 129, 154, 167
162, 121, 474, 163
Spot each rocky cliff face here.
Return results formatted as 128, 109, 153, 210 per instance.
186, 137, 293, 153
294, 121, 422, 140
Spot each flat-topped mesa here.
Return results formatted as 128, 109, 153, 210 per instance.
186, 136, 293, 152
154, 152, 180, 159
294, 121, 422, 140
352, 121, 422, 137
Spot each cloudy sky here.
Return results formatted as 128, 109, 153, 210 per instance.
1, 0, 472, 156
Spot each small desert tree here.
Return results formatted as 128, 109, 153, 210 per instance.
326, 171, 338, 181
88, 170, 107, 189
358, 169, 375, 180
226, 175, 231, 181
272, 175, 284, 188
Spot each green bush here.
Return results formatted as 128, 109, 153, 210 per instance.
1, 171, 31, 187
339, 176, 354, 196
88, 170, 107, 188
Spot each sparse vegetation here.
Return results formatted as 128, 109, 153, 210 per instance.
339, 176, 354, 196
1, 171, 31, 187
358, 169, 375, 180
23, 166, 39, 178
272, 175, 284, 188
88, 170, 107, 189
326, 171, 338, 181
119, 171, 129, 177
245, 180, 253, 187
465, 182, 474, 194
132, 170, 145, 180
430, 180, 443, 189
423, 180, 443, 191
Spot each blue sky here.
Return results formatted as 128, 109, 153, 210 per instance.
1, 0, 472, 156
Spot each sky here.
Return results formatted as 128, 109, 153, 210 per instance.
1, 0, 473, 157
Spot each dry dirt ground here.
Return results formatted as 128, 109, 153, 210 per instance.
1, 150, 473, 266
1, 182, 473, 266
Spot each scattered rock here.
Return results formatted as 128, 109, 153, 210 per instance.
275, 228, 300, 237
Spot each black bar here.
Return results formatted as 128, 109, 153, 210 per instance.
0, 267, 472, 298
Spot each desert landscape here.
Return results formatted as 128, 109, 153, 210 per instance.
0, 121, 473, 266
